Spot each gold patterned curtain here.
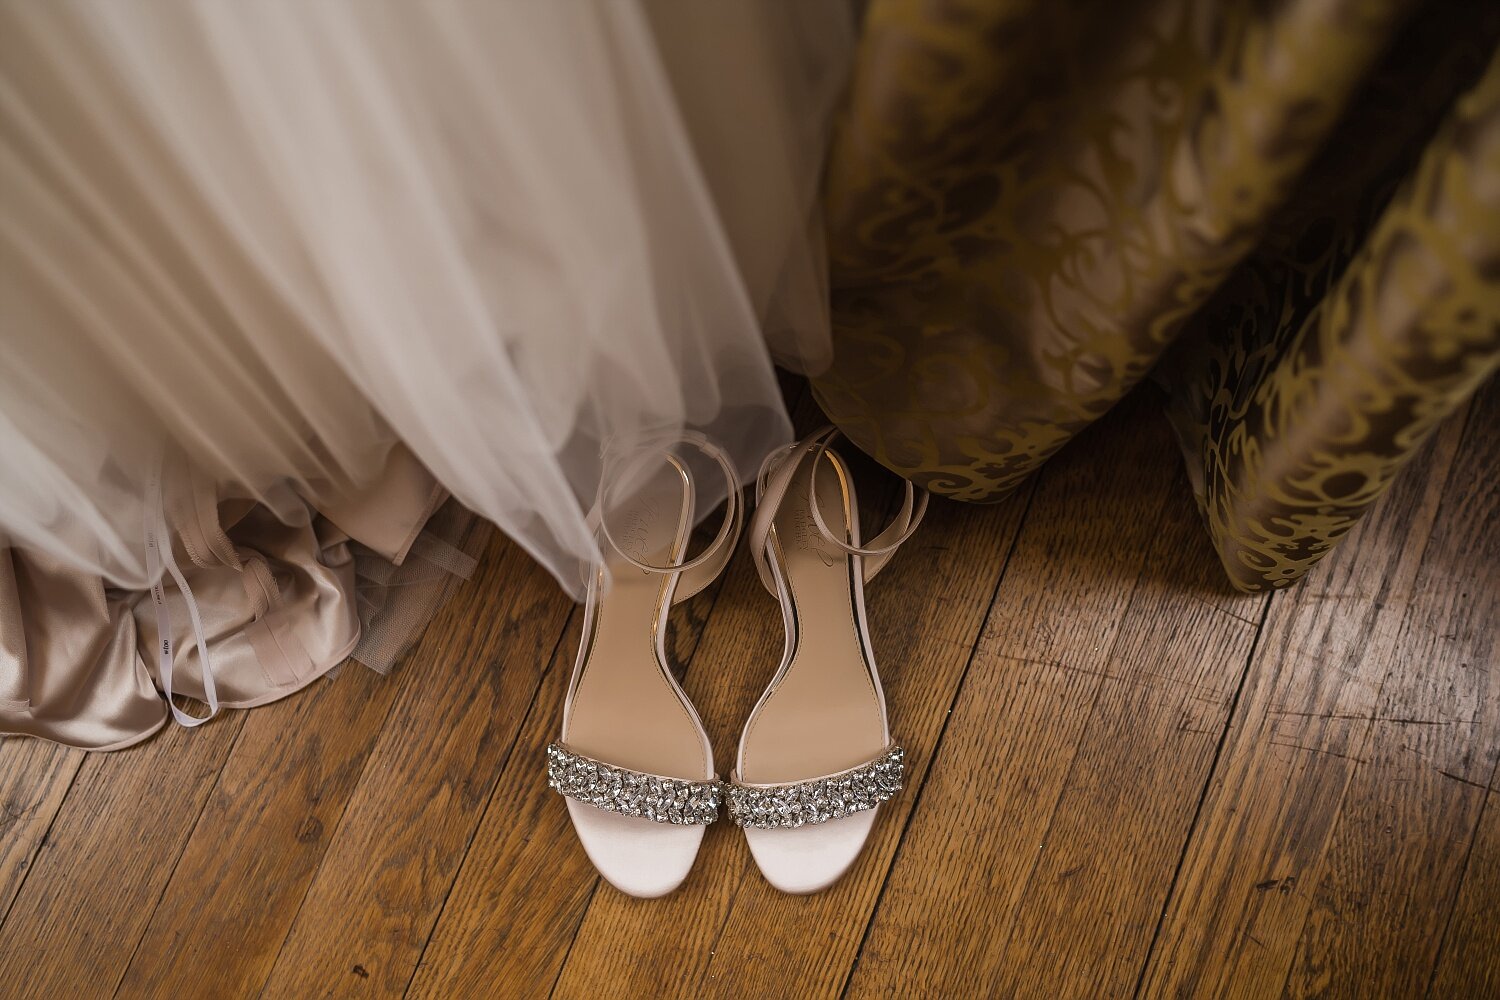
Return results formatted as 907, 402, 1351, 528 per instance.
813, 0, 1500, 591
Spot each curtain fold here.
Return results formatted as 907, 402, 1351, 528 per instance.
814, 0, 1500, 591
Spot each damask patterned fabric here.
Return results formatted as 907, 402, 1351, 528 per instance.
814, 0, 1500, 591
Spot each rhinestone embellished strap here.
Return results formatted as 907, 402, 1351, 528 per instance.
726, 747, 905, 829
546, 744, 722, 826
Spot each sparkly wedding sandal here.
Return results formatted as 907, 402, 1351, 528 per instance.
728, 426, 926, 893
548, 434, 741, 898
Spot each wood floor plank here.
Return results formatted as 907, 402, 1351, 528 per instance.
258, 534, 573, 999
116, 518, 498, 999
985, 486, 1269, 995
541, 435, 1030, 998
1138, 401, 1474, 998
401, 611, 595, 1000
113, 661, 404, 998
406, 542, 728, 998
1277, 389, 1499, 998
842, 393, 1263, 999
0, 738, 83, 922
0, 713, 245, 999
1429, 787, 1500, 996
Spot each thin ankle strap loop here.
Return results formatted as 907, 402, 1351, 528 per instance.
144, 453, 220, 728
749, 426, 928, 595
593, 430, 744, 602
806, 436, 928, 579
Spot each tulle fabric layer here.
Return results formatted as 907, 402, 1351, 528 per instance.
0, 0, 847, 594
0, 1, 850, 747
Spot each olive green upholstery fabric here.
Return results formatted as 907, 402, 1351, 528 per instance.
814, 0, 1500, 591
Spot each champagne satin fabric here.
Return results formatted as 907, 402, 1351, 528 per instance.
814, 0, 1500, 591
0, 447, 463, 749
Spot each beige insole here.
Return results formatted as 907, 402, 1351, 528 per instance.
564, 459, 711, 782
740, 452, 887, 783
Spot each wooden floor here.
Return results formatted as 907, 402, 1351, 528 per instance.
1, 381, 1495, 1000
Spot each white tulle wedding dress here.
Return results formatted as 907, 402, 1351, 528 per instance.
0, 1, 852, 748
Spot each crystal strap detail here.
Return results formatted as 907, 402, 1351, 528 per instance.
546, 744, 722, 826
726, 747, 905, 829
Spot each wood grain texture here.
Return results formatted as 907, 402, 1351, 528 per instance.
1278, 386, 1499, 999
1138, 397, 1477, 998
0, 713, 245, 998
0, 738, 82, 920
1429, 787, 1500, 997
403, 610, 597, 1000
406, 530, 731, 999
843, 393, 1266, 999
259, 532, 573, 998
986, 475, 1269, 997
114, 664, 404, 998
0, 385, 1494, 1000
116, 516, 498, 999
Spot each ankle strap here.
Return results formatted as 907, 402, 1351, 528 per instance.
592, 430, 744, 603
748, 426, 927, 596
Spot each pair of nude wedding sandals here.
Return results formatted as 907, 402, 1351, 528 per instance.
547, 427, 926, 897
